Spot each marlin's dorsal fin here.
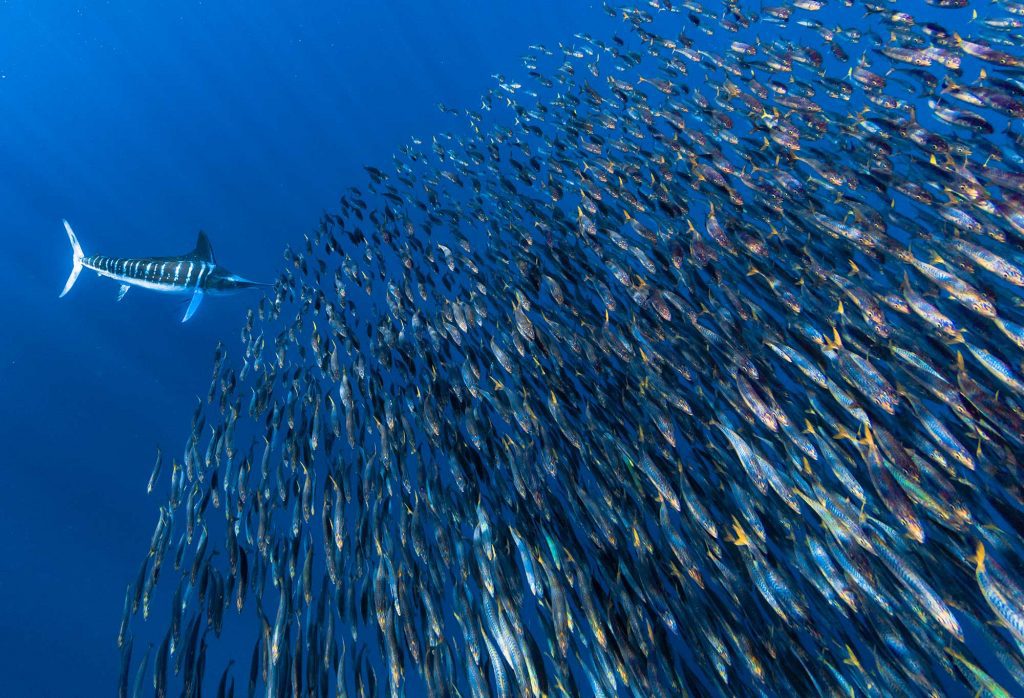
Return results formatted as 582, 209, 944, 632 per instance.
192, 231, 216, 263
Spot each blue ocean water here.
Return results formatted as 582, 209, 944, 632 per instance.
4, 1, 1024, 696
0, 3, 603, 695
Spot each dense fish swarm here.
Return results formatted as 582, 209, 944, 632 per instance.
119, 1, 1024, 696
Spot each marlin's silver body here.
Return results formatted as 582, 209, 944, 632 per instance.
59, 219, 268, 321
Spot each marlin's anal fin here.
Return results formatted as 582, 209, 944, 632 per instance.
182, 290, 203, 322
117, 284, 131, 302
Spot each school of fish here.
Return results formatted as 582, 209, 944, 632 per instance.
118, 0, 1024, 696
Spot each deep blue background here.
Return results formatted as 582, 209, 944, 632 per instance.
0, 2, 606, 695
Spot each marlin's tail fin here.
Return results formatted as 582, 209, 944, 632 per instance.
59, 219, 85, 298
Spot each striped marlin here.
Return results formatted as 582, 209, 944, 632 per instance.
59, 219, 270, 322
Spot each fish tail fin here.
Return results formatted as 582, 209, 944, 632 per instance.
858, 424, 876, 450
833, 424, 856, 442
59, 219, 85, 298
823, 326, 843, 352
730, 519, 750, 547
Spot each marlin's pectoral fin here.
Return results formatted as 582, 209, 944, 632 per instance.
117, 284, 131, 302
182, 290, 203, 322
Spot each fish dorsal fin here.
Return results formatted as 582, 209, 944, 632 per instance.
191, 231, 216, 263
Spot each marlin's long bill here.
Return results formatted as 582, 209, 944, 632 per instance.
59, 219, 271, 322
